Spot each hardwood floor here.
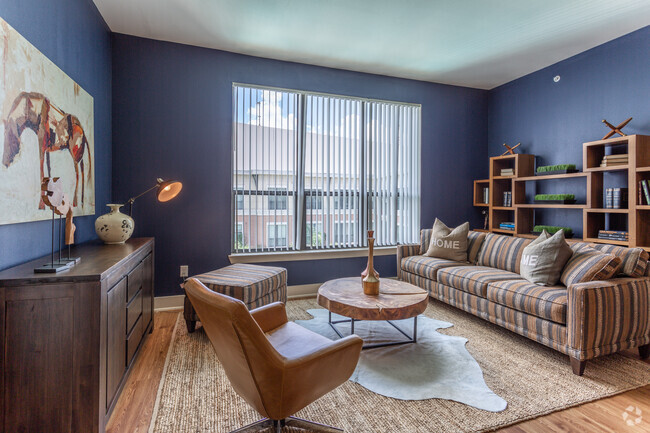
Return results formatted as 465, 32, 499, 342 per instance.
106, 311, 178, 433
107, 310, 650, 433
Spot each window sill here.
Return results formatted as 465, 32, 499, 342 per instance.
229, 246, 397, 264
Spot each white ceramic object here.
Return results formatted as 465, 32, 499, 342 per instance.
95, 204, 134, 244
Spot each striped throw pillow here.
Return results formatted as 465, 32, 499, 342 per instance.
589, 244, 649, 277
560, 245, 622, 287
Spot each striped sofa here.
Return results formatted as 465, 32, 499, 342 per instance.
398, 229, 650, 375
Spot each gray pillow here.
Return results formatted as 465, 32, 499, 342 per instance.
425, 219, 469, 262
520, 230, 573, 286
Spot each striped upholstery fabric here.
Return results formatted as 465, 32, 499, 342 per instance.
437, 265, 522, 297
589, 244, 649, 277
418, 229, 485, 262
467, 231, 487, 264
433, 283, 569, 354
401, 256, 470, 281
396, 243, 421, 280
419, 229, 433, 255
567, 278, 650, 360
400, 269, 436, 294
487, 280, 567, 324
560, 246, 622, 287
191, 264, 287, 306
476, 233, 532, 273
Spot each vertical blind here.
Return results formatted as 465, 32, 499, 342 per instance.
232, 84, 420, 253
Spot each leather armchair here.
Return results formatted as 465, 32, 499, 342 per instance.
184, 278, 363, 432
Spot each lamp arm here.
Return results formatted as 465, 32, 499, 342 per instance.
126, 183, 159, 216
127, 184, 159, 205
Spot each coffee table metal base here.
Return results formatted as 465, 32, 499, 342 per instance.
328, 311, 418, 350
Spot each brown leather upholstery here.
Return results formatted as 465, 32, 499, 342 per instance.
184, 278, 363, 421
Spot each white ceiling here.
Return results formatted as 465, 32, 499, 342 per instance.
93, 0, 650, 89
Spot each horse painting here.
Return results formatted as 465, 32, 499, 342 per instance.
3, 91, 92, 209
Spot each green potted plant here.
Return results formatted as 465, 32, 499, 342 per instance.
532, 225, 573, 238
534, 193, 576, 204
535, 164, 578, 176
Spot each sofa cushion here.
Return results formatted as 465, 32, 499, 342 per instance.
588, 244, 649, 277
437, 265, 523, 298
560, 245, 622, 287
487, 280, 567, 324
425, 219, 470, 261
476, 233, 532, 273
419, 228, 486, 263
468, 231, 487, 264
401, 256, 470, 281
519, 230, 573, 286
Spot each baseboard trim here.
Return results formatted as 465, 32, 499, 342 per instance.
154, 295, 184, 312
288, 283, 320, 299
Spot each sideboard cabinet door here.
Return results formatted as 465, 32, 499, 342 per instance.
141, 253, 154, 329
106, 278, 127, 409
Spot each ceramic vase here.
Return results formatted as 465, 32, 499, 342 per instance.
95, 204, 134, 244
362, 231, 380, 296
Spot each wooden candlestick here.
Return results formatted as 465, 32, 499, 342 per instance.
362, 232, 380, 296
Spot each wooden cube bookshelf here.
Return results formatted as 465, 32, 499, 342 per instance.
473, 179, 490, 206
472, 137, 649, 249
488, 154, 534, 234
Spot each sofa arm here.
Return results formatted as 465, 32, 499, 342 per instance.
567, 277, 650, 361
396, 243, 420, 280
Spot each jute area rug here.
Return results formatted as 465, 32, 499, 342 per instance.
149, 298, 650, 433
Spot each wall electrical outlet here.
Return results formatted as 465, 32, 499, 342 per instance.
180, 265, 189, 278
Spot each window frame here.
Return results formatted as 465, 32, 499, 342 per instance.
231, 83, 421, 254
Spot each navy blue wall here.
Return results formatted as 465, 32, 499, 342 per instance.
0, 0, 112, 271
112, 34, 488, 296
488, 26, 650, 237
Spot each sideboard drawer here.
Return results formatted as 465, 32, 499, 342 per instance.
126, 314, 144, 366
126, 289, 142, 334
127, 260, 144, 301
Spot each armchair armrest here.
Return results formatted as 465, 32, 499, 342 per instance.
281, 335, 363, 412
567, 277, 650, 361
397, 243, 421, 280
250, 302, 288, 333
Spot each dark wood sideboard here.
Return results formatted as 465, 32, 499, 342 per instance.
0, 238, 155, 433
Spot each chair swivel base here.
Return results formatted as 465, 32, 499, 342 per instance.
231, 416, 343, 433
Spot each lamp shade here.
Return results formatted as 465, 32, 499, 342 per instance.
156, 179, 182, 202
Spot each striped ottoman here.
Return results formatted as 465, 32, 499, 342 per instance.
183, 263, 287, 333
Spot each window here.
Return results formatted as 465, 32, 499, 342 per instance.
334, 221, 356, 246
268, 187, 287, 210
306, 222, 324, 247
232, 84, 420, 253
305, 190, 323, 210
267, 223, 288, 248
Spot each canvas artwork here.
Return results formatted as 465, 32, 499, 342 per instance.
0, 17, 94, 226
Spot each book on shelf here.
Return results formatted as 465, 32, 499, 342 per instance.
640, 181, 645, 205
598, 230, 629, 240
500, 169, 514, 176
499, 222, 515, 231
642, 180, 650, 206
598, 234, 629, 241
602, 154, 628, 161
600, 154, 628, 167
612, 188, 628, 209
502, 191, 512, 207
605, 188, 613, 209
483, 187, 489, 204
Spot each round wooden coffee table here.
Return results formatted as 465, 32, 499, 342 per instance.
317, 277, 428, 350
